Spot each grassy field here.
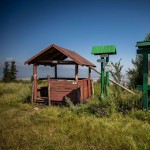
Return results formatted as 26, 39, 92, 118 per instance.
0, 82, 150, 150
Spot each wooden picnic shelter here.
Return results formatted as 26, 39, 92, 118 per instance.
25, 44, 96, 105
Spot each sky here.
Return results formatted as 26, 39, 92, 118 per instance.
0, 0, 150, 78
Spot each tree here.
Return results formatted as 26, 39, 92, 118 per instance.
2, 61, 11, 82
109, 59, 124, 84
10, 61, 18, 81
144, 33, 150, 41
126, 32, 150, 89
2, 60, 18, 82
126, 55, 143, 89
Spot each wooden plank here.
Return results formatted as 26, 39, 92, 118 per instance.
51, 91, 77, 95
50, 82, 77, 86
85, 79, 89, 99
50, 81, 74, 84
79, 79, 91, 100
51, 88, 77, 93
37, 60, 76, 65
39, 77, 86, 81
50, 91, 77, 101
88, 78, 91, 97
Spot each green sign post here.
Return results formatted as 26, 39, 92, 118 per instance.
136, 41, 150, 111
91, 45, 117, 99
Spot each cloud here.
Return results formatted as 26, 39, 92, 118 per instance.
6, 57, 14, 62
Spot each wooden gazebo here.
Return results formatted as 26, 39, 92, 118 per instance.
25, 44, 96, 105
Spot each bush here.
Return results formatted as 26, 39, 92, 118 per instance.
109, 86, 142, 114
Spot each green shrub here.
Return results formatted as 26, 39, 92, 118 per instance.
108, 86, 142, 113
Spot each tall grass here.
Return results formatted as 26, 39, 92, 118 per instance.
0, 82, 31, 107
0, 82, 150, 149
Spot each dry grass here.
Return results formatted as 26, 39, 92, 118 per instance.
0, 82, 150, 150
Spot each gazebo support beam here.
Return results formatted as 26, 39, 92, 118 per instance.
75, 64, 78, 83
88, 67, 91, 78
55, 65, 57, 79
33, 64, 37, 101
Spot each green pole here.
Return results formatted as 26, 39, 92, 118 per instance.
106, 56, 109, 96
100, 57, 104, 100
143, 53, 148, 111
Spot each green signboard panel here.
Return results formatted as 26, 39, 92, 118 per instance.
91, 45, 116, 55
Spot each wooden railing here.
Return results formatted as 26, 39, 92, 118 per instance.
34, 76, 93, 105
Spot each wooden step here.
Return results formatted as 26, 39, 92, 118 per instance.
36, 97, 48, 103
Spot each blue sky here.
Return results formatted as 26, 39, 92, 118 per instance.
0, 0, 150, 78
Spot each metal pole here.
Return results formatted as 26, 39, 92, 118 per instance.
100, 57, 104, 99
106, 56, 109, 96
143, 53, 148, 111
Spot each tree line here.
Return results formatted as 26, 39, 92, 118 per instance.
2, 61, 18, 82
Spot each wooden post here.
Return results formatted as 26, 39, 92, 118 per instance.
31, 82, 34, 104
82, 80, 85, 100
91, 80, 94, 98
47, 75, 51, 106
33, 64, 37, 101
75, 64, 78, 83
88, 67, 91, 97
55, 65, 57, 79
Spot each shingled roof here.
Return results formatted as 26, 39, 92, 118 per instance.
25, 44, 96, 67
